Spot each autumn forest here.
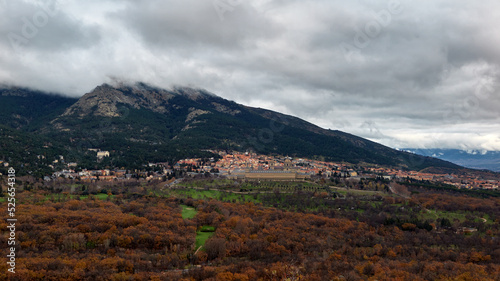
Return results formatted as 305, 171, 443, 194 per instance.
1, 176, 500, 280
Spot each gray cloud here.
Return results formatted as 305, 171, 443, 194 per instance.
0, 1, 101, 52
116, 0, 279, 51
1, 0, 500, 150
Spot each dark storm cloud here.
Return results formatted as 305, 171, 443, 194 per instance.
1, 0, 499, 150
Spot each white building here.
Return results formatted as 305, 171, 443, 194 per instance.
97, 151, 110, 159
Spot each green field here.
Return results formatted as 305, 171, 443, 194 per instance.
330, 186, 389, 196
180, 204, 214, 250
196, 226, 215, 249
78, 193, 114, 200
178, 179, 235, 188
179, 178, 323, 192
419, 209, 488, 224
172, 188, 260, 203
180, 204, 197, 219
200, 225, 215, 232
0, 193, 114, 204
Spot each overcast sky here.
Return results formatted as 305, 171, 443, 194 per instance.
1, 0, 499, 151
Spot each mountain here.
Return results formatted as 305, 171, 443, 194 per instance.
0, 83, 463, 174
0, 87, 79, 175
0, 86, 77, 131
404, 148, 500, 172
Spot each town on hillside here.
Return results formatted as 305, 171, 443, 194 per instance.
29, 150, 500, 190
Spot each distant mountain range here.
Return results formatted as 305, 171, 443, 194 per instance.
403, 148, 500, 172
0, 82, 463, 175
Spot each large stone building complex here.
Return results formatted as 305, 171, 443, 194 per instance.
229, 158, 309, 181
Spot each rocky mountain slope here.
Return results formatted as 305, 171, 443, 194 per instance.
1, 83, 462, 172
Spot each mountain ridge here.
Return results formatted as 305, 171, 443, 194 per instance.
0, 82, 464, 173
